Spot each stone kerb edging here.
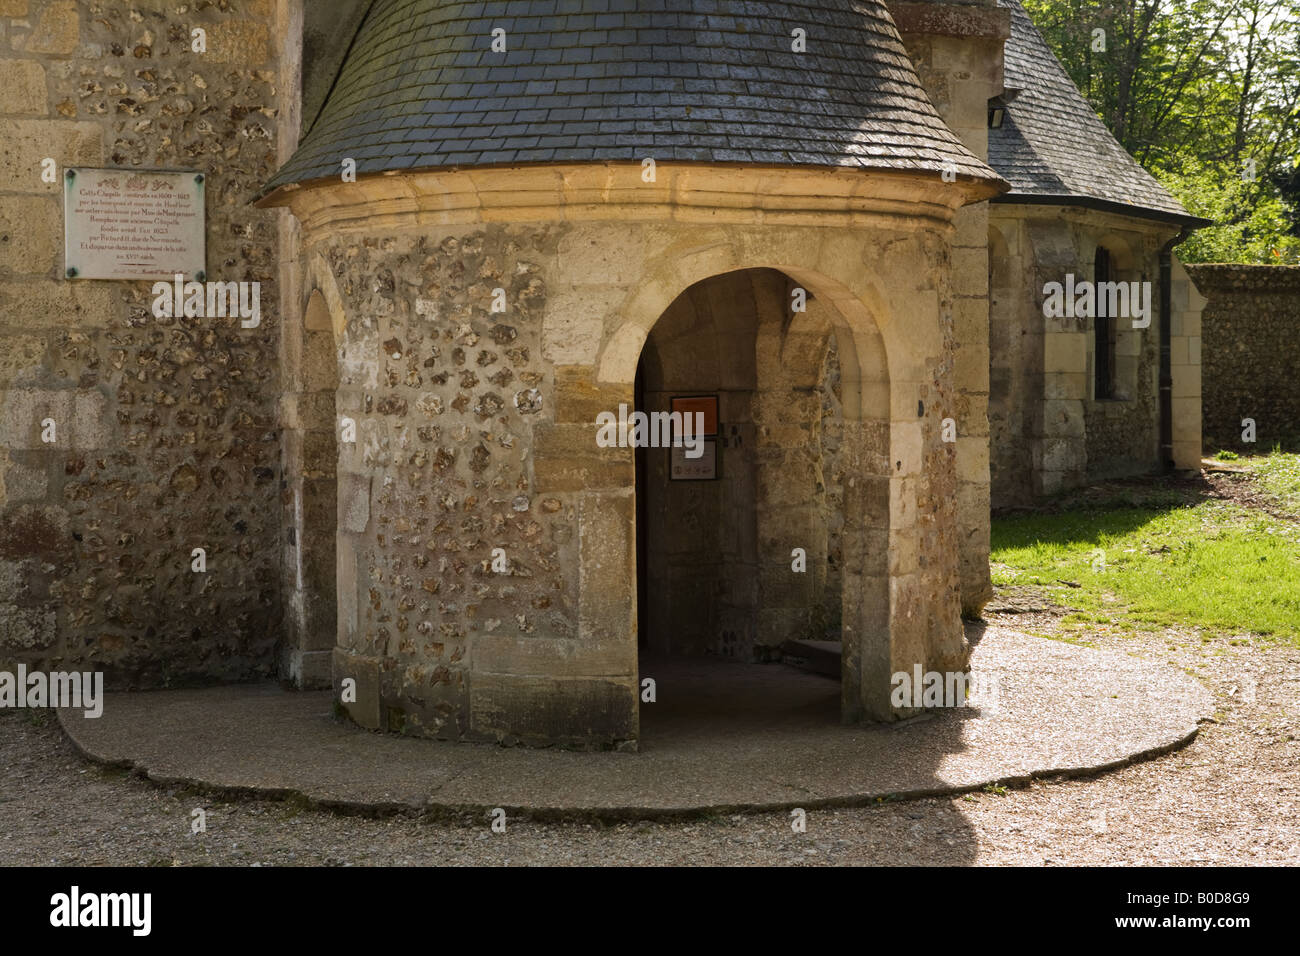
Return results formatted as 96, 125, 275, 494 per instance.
57, 629, 1213, 818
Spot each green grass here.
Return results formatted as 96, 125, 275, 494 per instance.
991, 499, 1300, 642
1250, 451, 1300, 514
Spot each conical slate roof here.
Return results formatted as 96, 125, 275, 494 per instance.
263, 0, 1001, 193
990, 0, 1201, 223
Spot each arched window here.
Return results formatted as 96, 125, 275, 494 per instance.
1094, 246, 1117, 399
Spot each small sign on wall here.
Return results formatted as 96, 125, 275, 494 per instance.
669, 394, 719, 481
670, 438, 718, 480
670, 395, 718, 436
64, 167, 206, 280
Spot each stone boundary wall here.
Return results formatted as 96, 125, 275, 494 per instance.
1186, 265, 1300, 452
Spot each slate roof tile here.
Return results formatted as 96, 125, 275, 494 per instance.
990, 0, 1195, 221
265, 0, 999, 192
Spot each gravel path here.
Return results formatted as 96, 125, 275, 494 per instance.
4, 469, 1297, 866
2, 621, 1296, 866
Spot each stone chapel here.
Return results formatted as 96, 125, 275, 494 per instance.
0, 0, 1204, 749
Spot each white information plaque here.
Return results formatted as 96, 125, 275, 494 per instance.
670, 438, 718, 480
64, 167, 205, 280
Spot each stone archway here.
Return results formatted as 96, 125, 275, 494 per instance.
607, 262, 900, 726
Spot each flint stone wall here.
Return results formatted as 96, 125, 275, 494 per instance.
0, 0, 283, 685
1187, 264, 1300, 452
322, 225, 576, 741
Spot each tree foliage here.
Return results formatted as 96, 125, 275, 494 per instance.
1022, 0, 1300, 263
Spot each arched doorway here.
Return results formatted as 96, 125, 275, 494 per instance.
629, 267, 891, 735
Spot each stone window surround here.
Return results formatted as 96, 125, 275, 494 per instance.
1086, 233, 1147, 405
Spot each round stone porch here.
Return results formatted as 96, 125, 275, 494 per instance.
57, 626, 1212, 819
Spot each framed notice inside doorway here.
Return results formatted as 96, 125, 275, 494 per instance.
669, 394, 719, 481
670, 439, 718, 480
670, 395, 718, 436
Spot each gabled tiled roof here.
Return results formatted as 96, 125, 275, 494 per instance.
990, 0, 1199, 223
263, 0, 1001, 194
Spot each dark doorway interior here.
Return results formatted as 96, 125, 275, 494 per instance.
632, 269, 845, 741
